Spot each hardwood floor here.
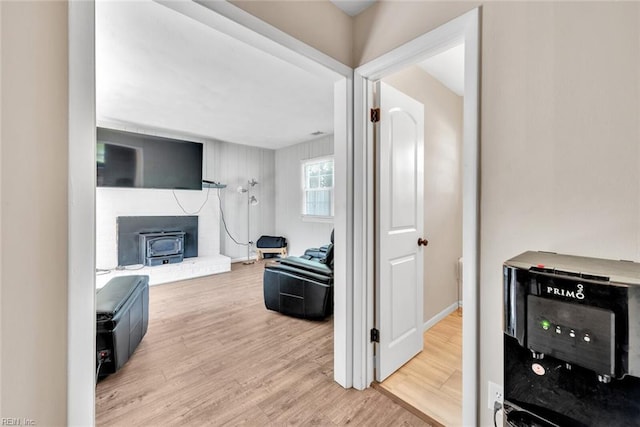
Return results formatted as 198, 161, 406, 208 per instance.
96, 261, 430, 426
376, 310, 463, 427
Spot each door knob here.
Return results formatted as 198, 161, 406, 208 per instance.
418, 238, 429, 247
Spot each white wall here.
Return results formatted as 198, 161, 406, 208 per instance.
95, 124, 221, 268
95, 124, 277, 266
212, 141, 276, 261
383, 65, 463, 324
275, 135, 334, 256
1, 1, 68, 423
96, 187, 220, 268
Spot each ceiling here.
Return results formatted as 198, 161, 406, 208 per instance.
96, 1, 464, 151
330, 0, 377, 16
96, 0, 335, 150
417, 44, 465, 96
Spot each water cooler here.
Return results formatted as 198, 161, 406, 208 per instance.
503, 251, 640, 426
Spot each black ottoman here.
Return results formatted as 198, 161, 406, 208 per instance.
96, 275, 149, 377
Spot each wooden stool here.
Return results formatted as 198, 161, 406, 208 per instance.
256, 247, 287, 260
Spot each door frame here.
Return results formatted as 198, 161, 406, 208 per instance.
352, 8, 481, 426
68, 1, 353, 424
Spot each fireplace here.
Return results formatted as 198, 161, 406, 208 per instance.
139, 231, 185, 266
117, 216, 198, 267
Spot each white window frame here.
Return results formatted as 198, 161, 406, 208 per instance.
301, 155, 334, 221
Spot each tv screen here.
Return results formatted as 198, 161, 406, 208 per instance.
97, 127, 203, 190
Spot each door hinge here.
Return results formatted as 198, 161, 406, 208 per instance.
370, 108, 380, 123
370, 328, 380, 343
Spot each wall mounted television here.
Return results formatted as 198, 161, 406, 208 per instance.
97, 127, 203, 190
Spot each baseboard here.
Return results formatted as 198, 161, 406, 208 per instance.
231, 255, 257, 263
458, 299, 463, 307
423, 302, 460, 332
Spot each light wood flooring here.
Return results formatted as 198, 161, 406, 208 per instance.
96, 261, 431, 426
376, 310, 463, 427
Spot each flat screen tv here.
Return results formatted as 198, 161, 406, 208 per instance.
97, 127, 203, 190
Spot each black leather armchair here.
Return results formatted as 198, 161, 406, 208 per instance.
263, 231, 333, 319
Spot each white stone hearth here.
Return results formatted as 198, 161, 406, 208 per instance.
96, 255, 231, 288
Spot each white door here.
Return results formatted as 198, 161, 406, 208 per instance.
375, 81, 425, 382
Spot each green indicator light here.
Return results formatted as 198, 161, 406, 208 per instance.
540, 319, 551, 330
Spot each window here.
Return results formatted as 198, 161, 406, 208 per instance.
302, 156, 334, 218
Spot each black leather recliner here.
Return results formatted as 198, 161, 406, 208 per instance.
300, 230, 334, 262
263, 231, 334, 320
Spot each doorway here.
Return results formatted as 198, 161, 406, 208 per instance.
373, 49, 465, 425
68, 1, 353, 423
352, 8, 480, 426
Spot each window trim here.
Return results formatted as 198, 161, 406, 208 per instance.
301, 155, 335, 220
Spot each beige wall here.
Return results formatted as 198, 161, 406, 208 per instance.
383, 66, 463, 324
0, 0, 3, 413
0, 1, 68, 424
353, 1, 479, 65
480, 3, 639, 421
358, 1, 640, 425
230, 0, 354, 66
